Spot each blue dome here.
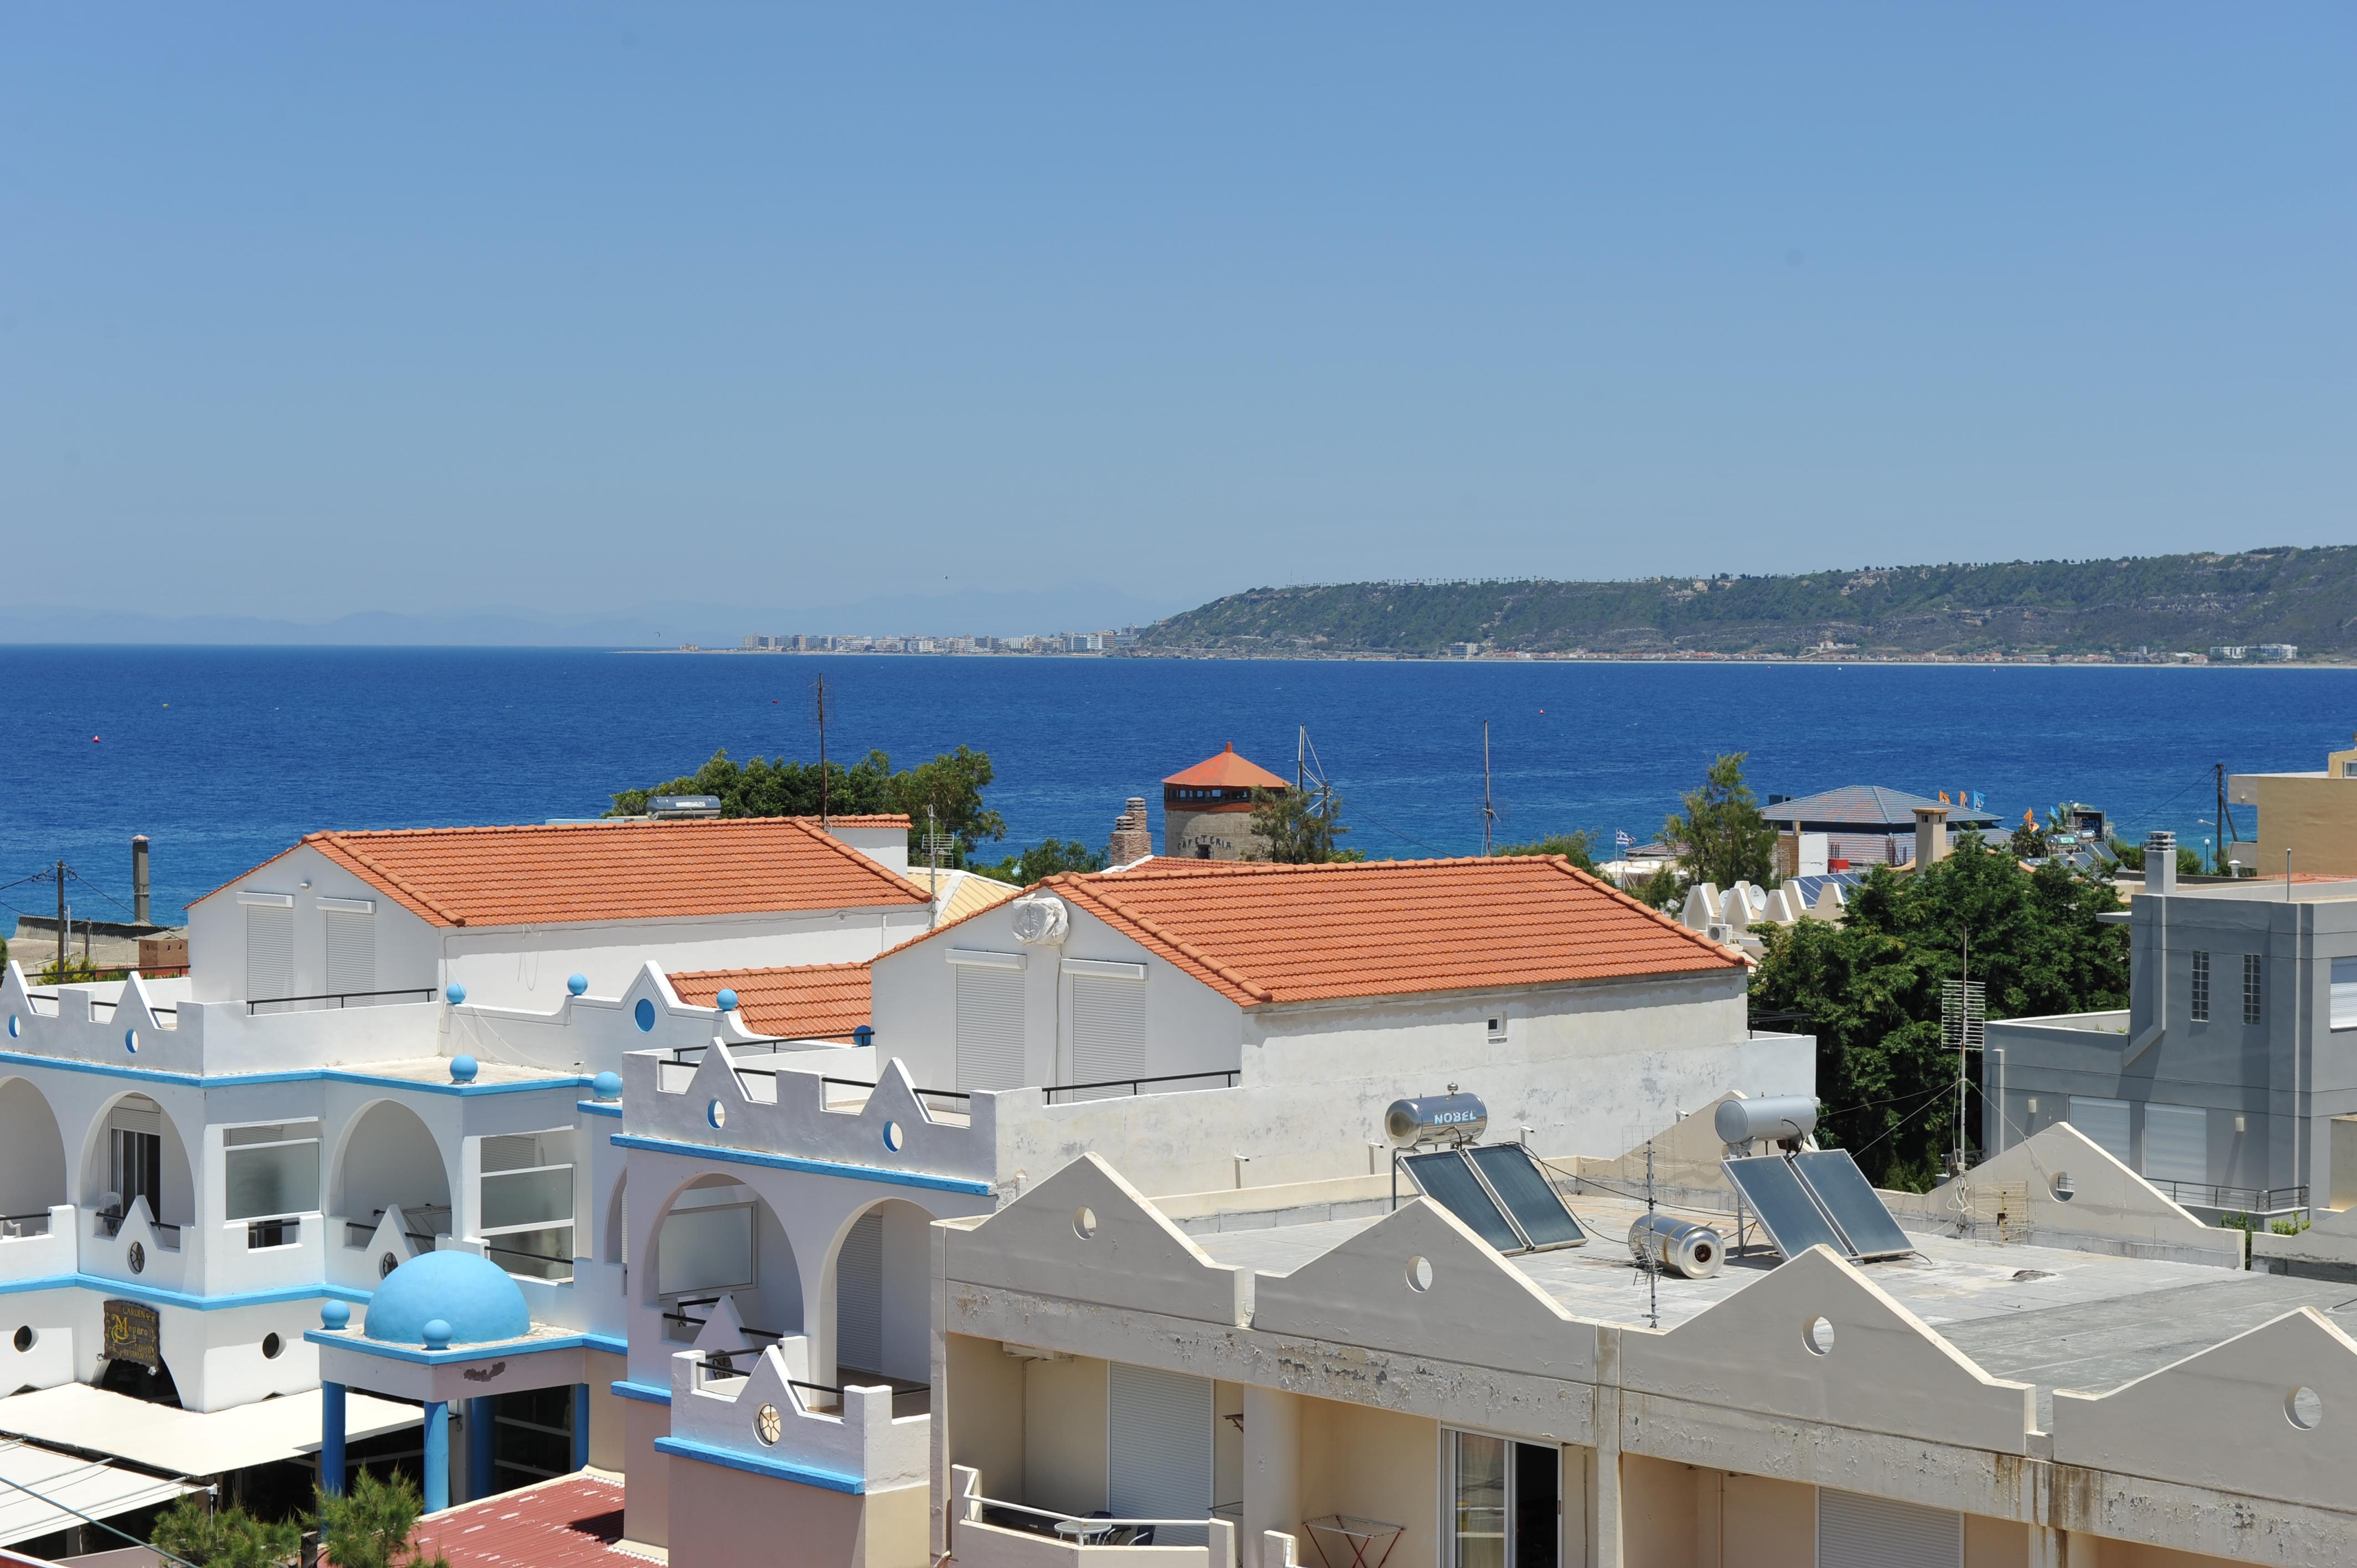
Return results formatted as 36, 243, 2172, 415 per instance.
364, 1251, 531, 1348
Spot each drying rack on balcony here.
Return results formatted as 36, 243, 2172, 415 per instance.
1302, 1515, 1404, 1568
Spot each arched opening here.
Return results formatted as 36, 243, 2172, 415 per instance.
81, 1093, 195, 1234
603, 1170, 627, 1265
0, 1079, 66, 1236
97, 1350, 182, 1407
332, 1101, 452, 1249
828, 1198, 932, 1390
644, 1176, 801, 1352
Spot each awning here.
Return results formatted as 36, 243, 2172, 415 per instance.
0, 1437, 197, 1547
0, 1383, 420, 1478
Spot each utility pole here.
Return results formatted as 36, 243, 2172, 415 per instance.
812, 675, 831, 825
2215, 762, 2230, 875
55, 860, 66, 974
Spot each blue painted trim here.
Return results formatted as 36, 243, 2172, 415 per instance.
610, 1379, 672, 1406
653, 1435, 864, 1493
305, 1328, 625, 1364
0, 1273, 373, 1312
610, 1133, 994, 1196
577, 1101, 622, 1118
0, 1050, 591, 1096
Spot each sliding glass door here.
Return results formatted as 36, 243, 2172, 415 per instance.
1447, 1430, 1557, 1568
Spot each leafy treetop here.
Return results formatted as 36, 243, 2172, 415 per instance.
611, 747, 1006, 866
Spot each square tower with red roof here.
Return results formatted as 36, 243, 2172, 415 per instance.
1162, 742, 1289, 860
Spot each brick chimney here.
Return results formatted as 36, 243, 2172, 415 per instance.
1108, 798, 1151, 866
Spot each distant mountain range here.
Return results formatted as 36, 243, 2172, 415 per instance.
0, 584, 1183, 647
1137, 548, 2357, 660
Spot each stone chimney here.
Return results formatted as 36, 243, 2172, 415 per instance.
1108, 798, 1151, 866
1913, 804, 1949, 868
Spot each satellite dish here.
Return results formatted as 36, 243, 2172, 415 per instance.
1010, 896, 1069, 946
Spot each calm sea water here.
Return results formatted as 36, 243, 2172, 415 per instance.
1, 646, 2350, 924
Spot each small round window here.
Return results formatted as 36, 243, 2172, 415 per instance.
262, 1333, 284, 1360
127, 1242, 146, 1275
707, 1100, 727, 1129
6, 1015, 17, 1039
635, 998, 657, 1032
379, 1252, 399, 1279
123, 1029, 138, 1054
11, 1326, 32, 1353
882, 1121, 904, 1152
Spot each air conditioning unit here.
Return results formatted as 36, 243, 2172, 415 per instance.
1010, 896, 1069, 946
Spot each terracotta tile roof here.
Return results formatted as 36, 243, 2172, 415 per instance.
413, 1472, 636, 1567
670, 960, 872, 1040
1162, 743, 1290, 790
811, 814, 913, 828
1027, 855, 1741, 1005
203, 817, 930, 927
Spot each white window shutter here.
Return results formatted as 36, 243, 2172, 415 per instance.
2142, 1104, 2207, 1186
2066, 1096, 2132, 1164
1817, 1489, 1959, 1568
324, 910, 374, 996
835, 1211, 883, 1374
1071, 974, 1147, 1097
1108, 1363, 1212, 1543
245, 905, 294, 1002
955, 966, 1026, 1092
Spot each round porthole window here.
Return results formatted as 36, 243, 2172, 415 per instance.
1074, 1206, 1098, 1240
127, 1242, 146, 1275
12, 1327, 32, 1353
1407, 1256, 1434, 1292
2050, 1172, 2076, 1202
882, 1120, 904, 1152
2288, 1386, 2324, 1430
263, 1333, 283, 1360
379, 1252, 399, 1279
123, 1029, 138, 1054
1805, 1316, 1836, 1355
635, 998, 657, 1032
6, 1015, 17, 1039
707, 1100, 727, 1129
756, 1403, 783, 1445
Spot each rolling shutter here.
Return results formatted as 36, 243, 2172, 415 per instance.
245, 905, 294, 1002
324, 911, 374, 996
2067, 1096, 2132, 1164
1071, 973, 1146, 1096
2333, 958, 2357, 1030
2142, 1104, 2207, 1186
1108, 1363, 1211, 1544
955, 964, 1026, 1092
835, 1211, 882, 1374
1817, 1489, 1959, 1568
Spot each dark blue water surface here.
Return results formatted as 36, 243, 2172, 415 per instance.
2, 646, 2350, 923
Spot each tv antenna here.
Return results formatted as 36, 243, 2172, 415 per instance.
811, 674, 831, 824
1942, 932, 1986, 1177
1481, 721, 1498, 856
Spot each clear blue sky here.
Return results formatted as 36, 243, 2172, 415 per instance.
2, 6, 2350, 623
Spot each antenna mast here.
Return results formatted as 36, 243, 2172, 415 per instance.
1481, 721, 1496, 856
1643, 1139, 1660, 1329
812, 674, 831, 825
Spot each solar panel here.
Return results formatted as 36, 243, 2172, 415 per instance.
1466, 1144, 1587, 1250
1792, 1150, 1915, 1260
1402, 1151, 1524, 1252
1722, 1154, 1850, 1260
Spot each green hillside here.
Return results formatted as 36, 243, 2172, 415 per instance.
1137, 547, 2357, 659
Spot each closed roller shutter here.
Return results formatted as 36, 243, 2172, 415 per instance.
2067, 1096, 2132, 1164
324, 911, 374, 996
956, 966, 1026, 1092
1071, 974, 1146, 1097
835, 1211, 882, 1374
1817, 1489, 1959, 1568
246, 905, 295, 1002
2142, 1104, 2207, 1187
1108, 1363, 1211, 1545
2333, 958, 2357, 1030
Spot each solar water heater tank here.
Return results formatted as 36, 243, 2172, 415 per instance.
1714, 1095, 1818, 1149
1385, 1092, 1489, 1148
1626, 1213, 1723, 1278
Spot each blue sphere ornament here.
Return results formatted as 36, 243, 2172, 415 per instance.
449, 1055, 479, 1084
321, 1300, 352, 1330
716, 988, 739, 1012
421, 1318, 452, 1350
568, 973, 589, 997
592, 1071, 624, 1101
445, 982, 467, 1005
853, 1024, 874, 1048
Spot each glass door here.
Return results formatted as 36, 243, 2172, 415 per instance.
1448, 1431, 1557, 1568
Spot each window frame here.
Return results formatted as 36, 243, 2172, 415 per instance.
2243, 953, 2264, 1027
1442, 1427, 1558, 1568
2190, 950, 2209, 1023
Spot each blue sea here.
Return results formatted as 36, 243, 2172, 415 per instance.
1, 645, 2349, 925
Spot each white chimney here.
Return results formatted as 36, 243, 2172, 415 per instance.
2145, 830, 2178, 894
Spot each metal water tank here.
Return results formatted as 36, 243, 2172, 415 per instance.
1627, 1213, 1723, 1278
1384, 1092, 1489, 1148
1713, 1095, 1818, 1148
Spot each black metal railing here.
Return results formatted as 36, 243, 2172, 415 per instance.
789, 1377, 930, 1418
1044, 1069, 1240, 1105
0, 1211, 52, 1238
2151, 1179, 2308, 1214
246, 1216, 300, 1249
95, 1207, 182, 1242
246, 987, 436, 1016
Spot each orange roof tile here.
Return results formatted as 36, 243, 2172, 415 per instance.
1162, 744, 1290, 790
1028, 855, 1741, 1005
810, 814, 913, 828
670, 961, 872, 1040
204, 818, 931, 927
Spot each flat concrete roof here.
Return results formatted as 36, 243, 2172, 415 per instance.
1198, 1189, 2353, 1424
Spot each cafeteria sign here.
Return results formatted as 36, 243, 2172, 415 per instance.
102, 1298, 161, 1370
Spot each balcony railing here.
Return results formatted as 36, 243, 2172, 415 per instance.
1044, 1069, 1239, 1106
245, 987, 435, 1017
2148, 1179, 2309, 1217
95, 1208, 181, 1248
245, 1216, 301, 1249
0, 1212, 52, 1240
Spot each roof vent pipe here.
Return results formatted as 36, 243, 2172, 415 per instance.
2145, 830, 2178, 894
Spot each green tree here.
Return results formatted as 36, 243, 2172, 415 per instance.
1627, 863, 1685, 910
316, 1471, 450, 1568
1492, 831, 1600, 872
2107, 837, 2205, 879
1247, 786, 1358, 864
981, 839, 1108, 886
150, 1495, 302, 1567
36, 952, 104, 985
2007, 809, 2050, 861
610, 746, 1006, 866
1660, 752, 1777, 892
1749, 834, 2127, 1189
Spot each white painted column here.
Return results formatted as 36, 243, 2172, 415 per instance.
2029, 1525, 2065, 1568
1592, 1395, 1624, 1568
1242, 1385, 1302, 1568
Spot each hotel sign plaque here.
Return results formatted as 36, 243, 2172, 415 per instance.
102, 1298, 161, 1370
